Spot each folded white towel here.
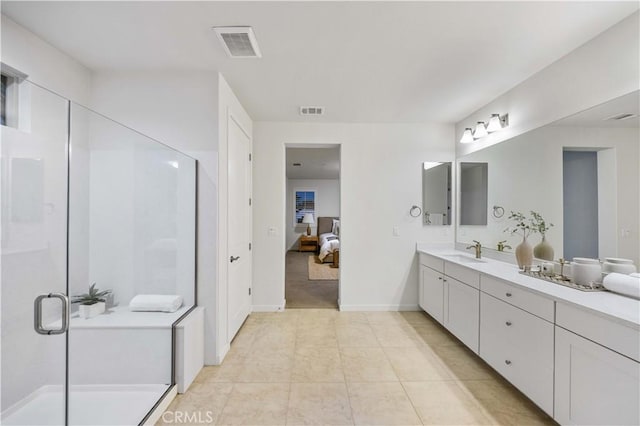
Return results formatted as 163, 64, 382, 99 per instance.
130, 294, 183, 313
602, 273, 640, 299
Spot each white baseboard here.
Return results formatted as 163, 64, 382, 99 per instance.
252, 303, 286, 312
212, 342, 231, 365
339, 304, 420, 312
142, 385, 177, 426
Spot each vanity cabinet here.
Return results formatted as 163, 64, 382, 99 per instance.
418, 249, 640, 425
419, 254, 480, 351
479, 291, 554, 415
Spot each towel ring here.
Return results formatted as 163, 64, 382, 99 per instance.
410, 205, 422, 218
493, 205, 505, 218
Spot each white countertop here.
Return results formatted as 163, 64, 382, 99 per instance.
417, 243, 640, 329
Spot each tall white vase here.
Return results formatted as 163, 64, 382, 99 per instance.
516, 236, 533, 269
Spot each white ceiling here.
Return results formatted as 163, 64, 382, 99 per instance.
286, 147, 340, 179
552, 90, 639, 128
2, 1, 638, 123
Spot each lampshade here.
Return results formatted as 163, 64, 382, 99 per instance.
486, 114, 503, 132
473, 122, 488, 139
302, 213, 315, 224
460, 128, 474, 144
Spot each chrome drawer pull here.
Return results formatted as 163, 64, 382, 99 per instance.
505, 321, 512, 326
505, 360, 512, 365
506, 292, 512, 297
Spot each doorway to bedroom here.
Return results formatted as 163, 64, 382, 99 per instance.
285, 146, 340, 308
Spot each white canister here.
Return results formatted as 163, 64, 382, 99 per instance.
541, 262, 555, 276
602, 258, 637, 274
571, 258, 602, 286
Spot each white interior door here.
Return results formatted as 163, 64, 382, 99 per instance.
227, 114, 252, 340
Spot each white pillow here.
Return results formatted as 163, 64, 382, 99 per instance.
332, 219, 340, 236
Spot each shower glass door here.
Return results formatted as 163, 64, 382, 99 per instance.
1, 81, 70, 425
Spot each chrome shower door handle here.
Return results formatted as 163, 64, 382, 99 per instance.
34, 293, 69, 335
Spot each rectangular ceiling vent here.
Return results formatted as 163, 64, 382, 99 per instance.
213, 26, 261, 58
604, 113, 637, 121
300, 106, 324, 116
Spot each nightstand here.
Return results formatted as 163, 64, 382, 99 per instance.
299, 235, 319, 252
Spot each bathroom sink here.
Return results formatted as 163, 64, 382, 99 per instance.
443, 254, 487, 264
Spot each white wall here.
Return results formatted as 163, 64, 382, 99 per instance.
286, 179, 340, 250
253, 123, 454, 311
89, 71, 252, 365
455, 11, 639, 157
1, 15, 91, 104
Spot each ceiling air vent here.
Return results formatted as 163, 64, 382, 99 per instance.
604, 113, 637, 121
213, 26, 262, 58
300, 106, 324, 116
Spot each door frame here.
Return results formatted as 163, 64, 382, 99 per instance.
283, 143, 342, 308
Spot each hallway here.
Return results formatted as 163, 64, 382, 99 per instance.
285, 251, 338, 309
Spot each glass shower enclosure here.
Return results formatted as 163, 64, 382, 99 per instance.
1, 81, 196, 425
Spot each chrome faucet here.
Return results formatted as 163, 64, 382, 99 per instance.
466, 240, 482, 259
497, 240, 512, 252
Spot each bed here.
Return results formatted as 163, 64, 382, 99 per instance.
317, 216, 340, 267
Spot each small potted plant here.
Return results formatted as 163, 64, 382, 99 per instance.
73, 283, 111, 319
504, 211, 537, 269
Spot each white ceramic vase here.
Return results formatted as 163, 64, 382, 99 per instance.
515, 236, 533, 269
534, 235, 554, 261
78, 301, 105, 319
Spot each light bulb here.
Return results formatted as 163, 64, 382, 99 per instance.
486, 114, 502, 132
460, 128, 474, 144
473, 121, 488, 138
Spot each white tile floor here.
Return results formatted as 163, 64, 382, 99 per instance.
158, 309, 556, 425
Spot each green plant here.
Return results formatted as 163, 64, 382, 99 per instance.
530, 211, 553, 236
72, 283, 111, 306
503, 211, 537, 239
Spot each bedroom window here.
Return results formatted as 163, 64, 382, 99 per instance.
294, 190, 315, 225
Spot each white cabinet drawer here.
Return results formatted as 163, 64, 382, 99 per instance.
444, 262, 480, 289
419, 253, 444, 272
480, 293, 554, 416
556, 302, 640, 362
481, 275, 554, 322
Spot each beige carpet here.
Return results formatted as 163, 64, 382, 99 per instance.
308, 255, 339, 280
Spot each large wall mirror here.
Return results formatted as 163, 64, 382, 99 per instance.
422, 162, 451, 225
459, 162, 488, 226
456, 90, 639, 265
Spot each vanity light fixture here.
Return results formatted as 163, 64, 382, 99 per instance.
487, 113, 509, 132
460, 113, 509, 143
473, 121, 488, 139
460, 128, 474, 144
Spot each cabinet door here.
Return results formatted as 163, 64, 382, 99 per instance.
421, 266, 444, 324
444, 277, 479, 353
555, 326, 640, 426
